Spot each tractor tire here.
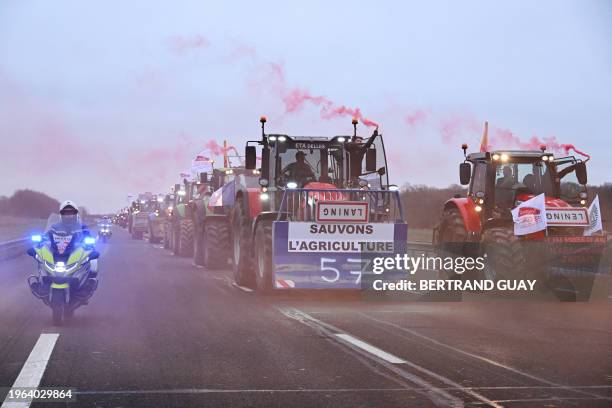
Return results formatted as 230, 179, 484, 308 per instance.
193, 225, 206, 266
254, 221, 274, 292
437, 208, 469, 258
178, 219, 194, 257
482, 227, 527, 281
232, 198, 255, 287
204, 219, 230, 269
172, 225, 180, 255
51, 289, 65, 326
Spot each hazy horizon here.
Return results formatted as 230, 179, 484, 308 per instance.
1, 1, 611, 213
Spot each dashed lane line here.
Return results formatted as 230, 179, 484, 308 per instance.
2, 333, 59, 408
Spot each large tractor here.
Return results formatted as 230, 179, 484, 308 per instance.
231, 117, 407, 292
191, 166, 259, 269
434, 144, 606, 300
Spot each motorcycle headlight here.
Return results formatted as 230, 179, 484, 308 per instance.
84, 237, 96, 245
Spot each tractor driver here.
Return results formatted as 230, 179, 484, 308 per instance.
283, 151, 316, 187
496, 166, 515, 189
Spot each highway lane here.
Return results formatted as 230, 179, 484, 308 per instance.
0, 229, 611, 407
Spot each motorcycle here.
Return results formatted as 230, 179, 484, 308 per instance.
26, 228, 100, 325
98, 223, 112, 243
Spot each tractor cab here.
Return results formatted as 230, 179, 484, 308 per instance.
245, 117, 391, 211
460, 147, 589, 224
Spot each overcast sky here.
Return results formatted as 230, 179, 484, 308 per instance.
1, 0, 611, 213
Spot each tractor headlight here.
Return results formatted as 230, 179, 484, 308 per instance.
260, 192, 270, 201
268, 136, 277, 142
500, 153, 509, 161
259, 178, 269, 187
492, 153, 500, 161
475, 205, 483, 212
541, 155, 549, 161
337, 137, 346, 143
277, 136, 286, 142
388, 185, 399, 191
287, 181, 298, 189
580, 199, 587, 206
579, 192, 587, 199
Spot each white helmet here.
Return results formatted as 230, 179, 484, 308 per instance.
59, 200, 79, 213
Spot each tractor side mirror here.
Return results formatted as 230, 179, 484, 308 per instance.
575, 162, 587, 185
200, 172, 208, 183
365, 149, 377, 172
245, 146, 257, 170
377, 166, 386, 176
459, 163, 471, 185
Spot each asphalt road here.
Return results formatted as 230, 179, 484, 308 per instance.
0, 229, 611, 407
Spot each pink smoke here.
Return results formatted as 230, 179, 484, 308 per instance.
259, 62, 379, 128
405, 110, 427, 126
166, 35, 209, 56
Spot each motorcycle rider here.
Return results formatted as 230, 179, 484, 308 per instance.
30, 201, 97, 299
48, 201, 91, 239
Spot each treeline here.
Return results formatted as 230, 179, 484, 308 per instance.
0, 190, 60, 219
399, 183, 612, 230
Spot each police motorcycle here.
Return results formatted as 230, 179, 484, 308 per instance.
27, 215, 100, 325
98, 218, 112, 242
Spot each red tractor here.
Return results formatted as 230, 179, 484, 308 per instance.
434, 145, 606, 300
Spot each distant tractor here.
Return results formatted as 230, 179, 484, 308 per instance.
231, 117, 406, 292
145, 194, 168, 244
131, 193, 155, 240
434, 144, 605, 300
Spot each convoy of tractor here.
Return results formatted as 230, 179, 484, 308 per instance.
112, 118, 607, 299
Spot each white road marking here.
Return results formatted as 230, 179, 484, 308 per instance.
280, 307, 490, 408
334, 334, 406, 364
360, 312, 611, 401
2, 333, 59, 408
232, 282, 253, 293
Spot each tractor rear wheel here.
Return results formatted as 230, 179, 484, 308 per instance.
255, 221, 273, 292
482, 227, 527, 281
178, 219, 194, 257
204, 219, 230, 269
232, 198, 254, 287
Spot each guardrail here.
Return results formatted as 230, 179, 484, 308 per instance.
0, 238, 30, 261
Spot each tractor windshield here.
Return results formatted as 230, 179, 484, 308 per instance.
277, 145, 344, 187
494, 161, 554, 200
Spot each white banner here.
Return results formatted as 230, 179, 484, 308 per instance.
512, 193, 547, 235
287, 222, 395, 253
584, 195, 603, 236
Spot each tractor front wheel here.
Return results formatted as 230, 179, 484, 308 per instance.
232, 198, 254, 287
255, 221, 273, 293
482, 227, 527, 281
